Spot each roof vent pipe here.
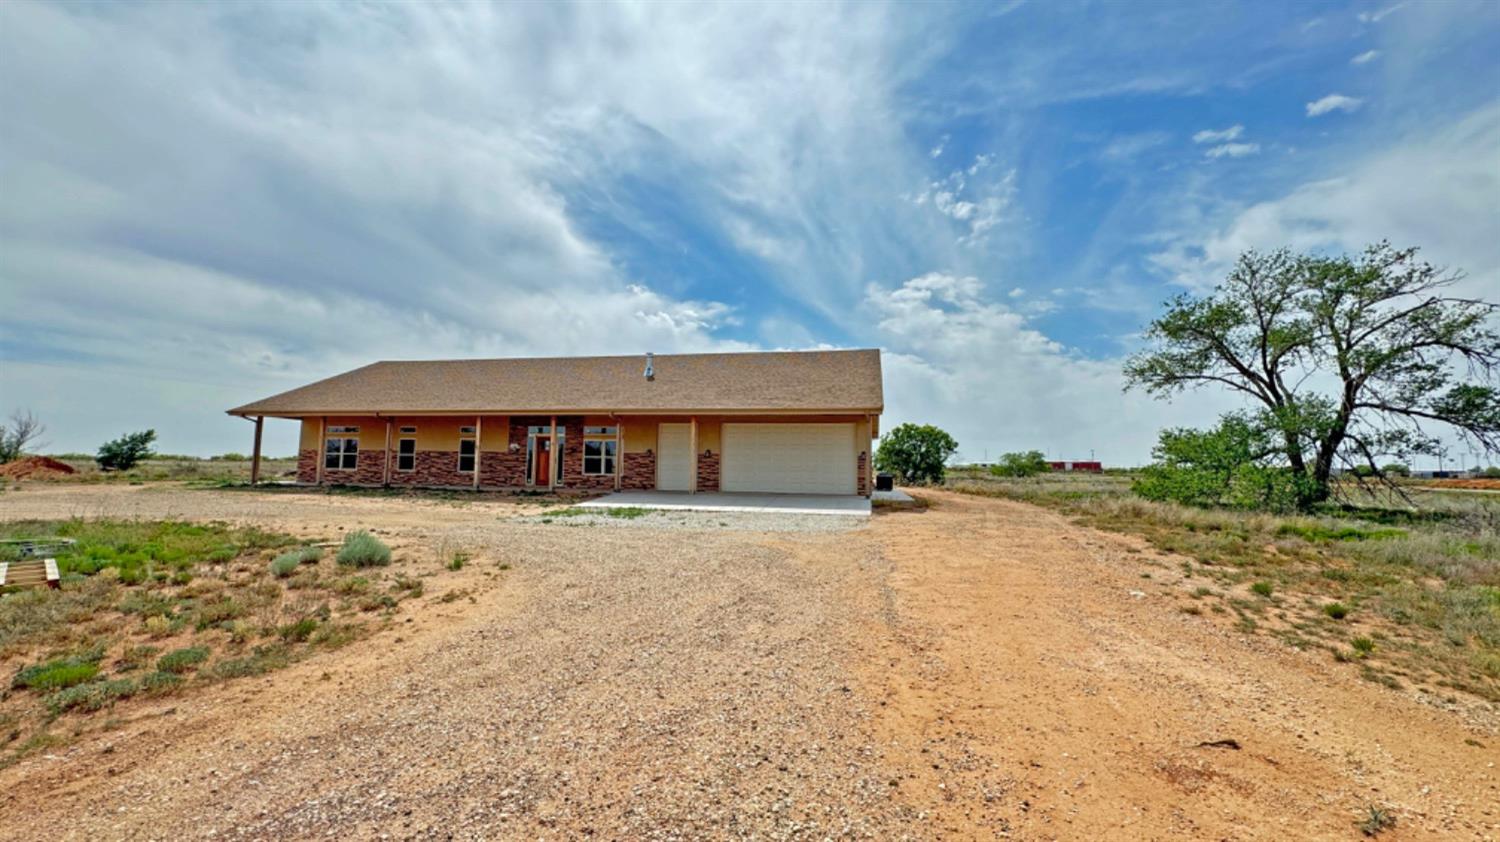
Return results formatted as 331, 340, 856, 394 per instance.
643, 352, 655, 380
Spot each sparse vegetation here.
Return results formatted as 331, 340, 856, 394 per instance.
156, 646, 209, 673
1358, 804, 1396, 836
948, 469, 1500, 701
989, 450, 1051, 478
337, 531, 392, 567
0, 409, 47, 463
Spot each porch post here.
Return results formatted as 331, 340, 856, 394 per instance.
473, 415, 482, 491
690, 416, 698, 494
548, 415, 557, 491
383, 418, 392, 487
250, 416, 263, 485
614, 420, 623, 491
315, 416, 326, 485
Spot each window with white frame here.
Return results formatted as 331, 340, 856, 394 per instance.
324, 431, 358, 470
397, 438, 416, 472
583, 426, 617, 475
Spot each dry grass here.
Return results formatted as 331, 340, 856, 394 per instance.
947, 470, 1500, 702
0, 518, 435, 768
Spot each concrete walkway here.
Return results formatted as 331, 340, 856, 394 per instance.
578, 490, 871, 516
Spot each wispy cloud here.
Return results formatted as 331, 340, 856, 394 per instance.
1192, 124, 1244, 144
1357, 3, 1406, 24
1204, 142, 1261, 159
1306, 93, 1364, 117
1350, 49, 1381, 65
930, 134, 949, 158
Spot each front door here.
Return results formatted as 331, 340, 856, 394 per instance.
533, 438, 551, 486
656, 423, 693, 491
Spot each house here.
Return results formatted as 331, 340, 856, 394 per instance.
227, 349, 883, 497
1047, 460, 1103, 473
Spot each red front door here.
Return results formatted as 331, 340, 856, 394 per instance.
534, 439, 551, 485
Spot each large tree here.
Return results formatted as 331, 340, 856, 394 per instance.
1125, 242, 1500, 506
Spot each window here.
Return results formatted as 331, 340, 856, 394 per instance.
583, 426, 617, 436
399, 426, 416, 434
458, 439, 476, 473
583, 438, 616, 475
459, 426, 477, 435
328, 426, 359, 434
324, 436, 358, 470
397, 438, 416, 472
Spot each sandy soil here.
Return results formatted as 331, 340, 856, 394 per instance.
1, 484, 1496, 840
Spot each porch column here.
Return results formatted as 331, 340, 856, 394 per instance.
690, 416, 698, 494
382, 418, 393, 487
250, 416, 263, 485
548, 415, 558, 491
473, 415, 482, 491
315, 416, 326, 485
614, 420, 623, 491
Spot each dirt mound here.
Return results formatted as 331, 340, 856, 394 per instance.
1437, 477, 1500, 490
0, 455, 78, 480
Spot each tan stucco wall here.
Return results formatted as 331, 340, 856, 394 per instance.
299, 413, 876, 465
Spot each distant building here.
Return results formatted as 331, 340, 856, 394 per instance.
1048, 460, 1103, 473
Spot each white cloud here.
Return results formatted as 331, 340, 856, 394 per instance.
1152, 103, 1500, 304
1204, 142, 1261, 159
865, 273, 1229, 465
1193, 124, 1244, 144
913, 156, 1017, 247
930, 134, 949, 158
1350, 49, 1381, 65
1357, 3, 1406, 24
1101, 131, 1171, 161
1306, 94, 1364, 117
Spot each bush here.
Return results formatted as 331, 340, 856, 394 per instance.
1134, 414, 1314, 512
138, 670, 182, 694
1250, 581, 1274, 597
47, 678, 136, 714
1352, 636, 1376, 654
12, 656, 101, 690
269, 554, 301, 578
989, 451, 1051, 478
1323, 602, 1350, 620
874, 423, 958, 485
95, 429, 158, 471
277, 617, 318, 643
156, 646, 209, 673
336, 531, 391, 567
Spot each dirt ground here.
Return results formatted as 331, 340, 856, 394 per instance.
1, 484, 1496, 840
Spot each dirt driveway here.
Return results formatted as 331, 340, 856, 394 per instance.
1, 485, 1496, 840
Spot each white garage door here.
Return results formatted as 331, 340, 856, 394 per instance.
656, 423, 693, 491
722, 423, 856, 494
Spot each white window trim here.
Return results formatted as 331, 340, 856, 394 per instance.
396, 438, 416, 472
582, 436, 617, 476
324, 436, 358, 471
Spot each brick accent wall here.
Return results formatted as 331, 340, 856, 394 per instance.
857, 450, 869, 496
297, 449, 318, 484
386, 451, 472, 488
697, 450, 720, 492
622, 451, 656, 490
479, 450, 527, 487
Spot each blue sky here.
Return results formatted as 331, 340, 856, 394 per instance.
2, 1, 1498, 466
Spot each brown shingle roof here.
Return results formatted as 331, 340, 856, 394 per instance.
228, 349, 882, 416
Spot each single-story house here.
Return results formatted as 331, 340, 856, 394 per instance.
227, 349, 883, 497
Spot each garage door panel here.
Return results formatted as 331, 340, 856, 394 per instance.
722, 423, 855, 494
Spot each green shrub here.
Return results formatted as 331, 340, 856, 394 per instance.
277, 618, 317, 643
1323, 602, 1350, 620
192, 597, 244, 630
448, 551, 468, 571
336, 531, 391, 567
12, 656, 100, 691
874, 423, 958, 485
47, 678, 136, 714
989, 451, 1051, 478
156, 646, 209, 673
95, 429, 157, 471
211, 645, 290, 679
1352, 636, 1376, 654
1250, 581, 1274, 597
269, 554, 301, 578
138, 670, 182, 694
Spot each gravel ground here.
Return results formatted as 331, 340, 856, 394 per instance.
522, 508, 864, 532
3, 484, 1495, 840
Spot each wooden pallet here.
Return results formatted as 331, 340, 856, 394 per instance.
0, 558, 60, 589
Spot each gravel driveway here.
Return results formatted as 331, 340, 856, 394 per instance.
1, 485, 908, 840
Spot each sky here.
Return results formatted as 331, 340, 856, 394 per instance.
2, 1, 1498, 466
